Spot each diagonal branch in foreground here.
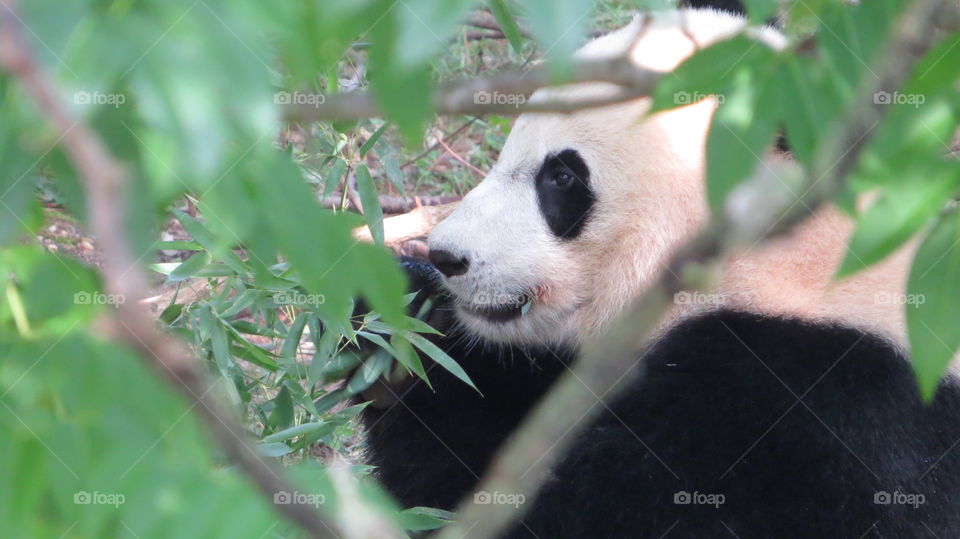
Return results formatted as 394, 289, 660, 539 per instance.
435, 1, 956, 538
0, 2, 347, 537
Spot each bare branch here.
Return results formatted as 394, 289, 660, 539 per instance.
284, 55, 663, 120
321, 193, 462, 214
0, 2, 374, 537
435, 1, 956, 538
353, 202, 458, 246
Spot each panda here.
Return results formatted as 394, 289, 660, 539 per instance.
360, 5, 960, 538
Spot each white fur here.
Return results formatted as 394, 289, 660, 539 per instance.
428, 9, 914, 354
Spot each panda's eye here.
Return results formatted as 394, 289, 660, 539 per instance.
552, 170, 575, 188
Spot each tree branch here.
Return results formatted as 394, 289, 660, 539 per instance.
435, 1, 955, 538
284, 55, 663, 120
0, 2, 360, 537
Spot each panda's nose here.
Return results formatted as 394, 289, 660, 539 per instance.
429, 249, 470, 278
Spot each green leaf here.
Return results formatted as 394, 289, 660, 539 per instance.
370, 64, 432, 144
817, 0, 901, 93
172, 209, 249, 275
368, 0, 474, 143
266, 386, 295, 430
355, 165, 385, 245
209, 319, 233, 376
358, 330, 398, 355
521, 0, 592, 77
741, 0, 778, 23
650, 37, 776, 114
255, 442, 294, 457
375, 143, 407, 193
318, 351, 362, 383
231, 340, 280, 372
405, 331, 479, 393
0, 333, 285, 536
346, 349, 393, 394
391, 333, 430, 387
310, 328, 345, 384
323, 158, 348, 200
907, 211, 960, 400
315, 388, 351, 414
838, 166, 960, 277
168, 252, 212, 282
488, 0, 524, 54
398, 506, 456, 531
154, 240, 203, 251
907, 33, 960, 97
262, 421, 337, 444
390, 0, 475, 68
359, 122, 390, 157
0, 121, 42, 245
160, 303, 183, 324
280, 313, 309, 364
704, 65, 781, 209
776, 56, 842, 168
253, 153, 405, 325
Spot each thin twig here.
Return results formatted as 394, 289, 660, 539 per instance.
436, 1, 955, 537
0, 2, 356, 537
345, 171, 364, 214
403, 118, 479, 168
435, 136, 486, 177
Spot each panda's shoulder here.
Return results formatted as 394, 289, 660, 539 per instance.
640, 310, 922, 399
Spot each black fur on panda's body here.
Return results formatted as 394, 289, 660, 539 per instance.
361, 261, 960, 538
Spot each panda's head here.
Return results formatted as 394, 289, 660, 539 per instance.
428, 9, 785, 346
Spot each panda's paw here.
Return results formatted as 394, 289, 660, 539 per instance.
398, 256, 443, 298
397, 256, 456, 333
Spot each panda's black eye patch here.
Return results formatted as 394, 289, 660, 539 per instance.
535, 149, 595, 240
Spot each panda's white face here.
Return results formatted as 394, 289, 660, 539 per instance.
426, 122, 599, 346
428, 9, 780, 346
428, 96, 717, 346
